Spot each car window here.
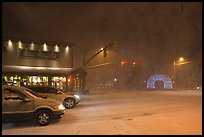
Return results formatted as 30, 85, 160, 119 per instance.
47, 88, 58, 94
24, 88, 45, 98
3, 88, 27, 99
30, 87, 45, 93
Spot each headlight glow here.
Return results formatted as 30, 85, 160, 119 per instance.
56, 104, 65, 110
74, 94, 80, 99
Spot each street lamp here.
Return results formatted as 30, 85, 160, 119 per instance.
179, 57, 184, 62
173, 57, 184, 90
173, 57, 201, 90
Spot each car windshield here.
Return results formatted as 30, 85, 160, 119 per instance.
24, 88, 47, 99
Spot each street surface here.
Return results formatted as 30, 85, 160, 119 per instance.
2, 89, 202, 135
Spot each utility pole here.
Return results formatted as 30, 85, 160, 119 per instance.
84, 42, 114, 67
173, 61, 176, 90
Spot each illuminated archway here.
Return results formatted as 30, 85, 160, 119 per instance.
147, 74, 172, 89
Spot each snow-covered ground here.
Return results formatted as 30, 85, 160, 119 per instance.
2, 89, 202, 135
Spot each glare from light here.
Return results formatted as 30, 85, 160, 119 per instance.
121, 61, 125, 67
74, 94, 80, 99
68, 79, 71, 82
43, 43, 48, 51
37, 77, 41, 82
56, 104, 65, 110
133, 62, 136, 67
21, 66, 33, 69
55, 45, 59, 52
59, 104, 65, 110
179, 57, 184, 62
30, 42, 35, 50
65, 46, 69, 52
101, 48, 104, 51
18, 41, 23, 49
114, 78, 117, 82
8, 40, 12, 46
49, 67, 60, 70
36, 67, 46, 70
7, 40, 13, 50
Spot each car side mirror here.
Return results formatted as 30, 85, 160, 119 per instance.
57, 90, 63, 94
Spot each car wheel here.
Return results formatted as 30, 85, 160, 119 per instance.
35, 110, 52, 126
63, 98, 76, 109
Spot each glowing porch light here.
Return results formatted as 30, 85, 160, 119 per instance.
18, 41, 23, 49
30, 42, 35, 50
55, 45, 59, 52
8, 40, 13, 46
43, 43, 48, 51
7, 40, 14, 50
65, 46, 69, 52
179, 57, 184, 62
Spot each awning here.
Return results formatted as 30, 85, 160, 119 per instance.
2, 65, 74, 76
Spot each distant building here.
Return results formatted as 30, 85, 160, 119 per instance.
2, 38, 86, 92
85, 44, 144, 91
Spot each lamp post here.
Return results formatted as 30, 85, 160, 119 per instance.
173, 57, 184, 90
173, 61, 176, 90
173, 57, 201, 90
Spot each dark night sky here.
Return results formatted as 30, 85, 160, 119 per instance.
2, 2, 202, 77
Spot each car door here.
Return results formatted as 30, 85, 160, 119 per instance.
47, 87, 65, 102
2, 88, 34, 122
2, 90, 8, 122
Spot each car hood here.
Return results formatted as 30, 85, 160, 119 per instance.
36, 96, 61, 105
67, 92, 78, 95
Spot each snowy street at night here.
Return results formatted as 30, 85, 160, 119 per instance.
2, 89, 202, 135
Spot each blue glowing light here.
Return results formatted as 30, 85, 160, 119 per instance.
147, 74, 173, 89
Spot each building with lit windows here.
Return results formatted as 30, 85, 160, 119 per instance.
2, 38, 86, 93
84, 45, 144, 91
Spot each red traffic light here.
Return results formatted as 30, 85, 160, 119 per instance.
121, 61, 125, 67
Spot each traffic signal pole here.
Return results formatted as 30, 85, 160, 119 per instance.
83, 42, 115, 93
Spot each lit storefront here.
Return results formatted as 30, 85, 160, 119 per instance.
2, 38, 86, 92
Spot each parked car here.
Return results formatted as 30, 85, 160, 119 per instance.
26, 85, 80, 109
2, 85, 65, 126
